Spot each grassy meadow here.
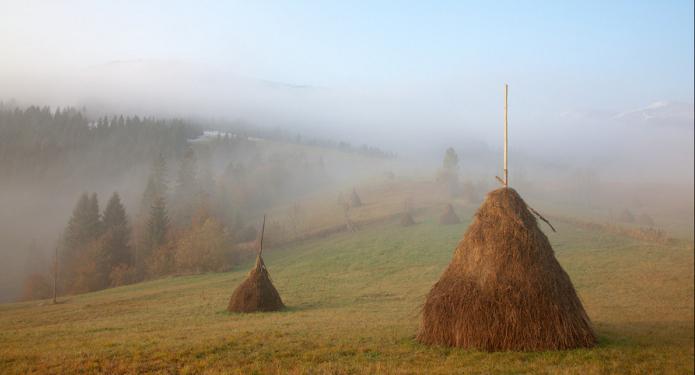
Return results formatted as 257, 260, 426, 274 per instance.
1, 206, 693, 374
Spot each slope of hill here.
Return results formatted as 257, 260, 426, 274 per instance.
1, 212, 692, 374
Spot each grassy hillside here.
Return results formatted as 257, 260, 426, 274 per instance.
1, 211, 693, 374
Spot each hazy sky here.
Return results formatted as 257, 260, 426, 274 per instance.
2, 1, 692, 91
1, 1, 693, 171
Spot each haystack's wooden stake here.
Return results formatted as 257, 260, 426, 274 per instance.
504, 83, 509, 188
258, 215, 266, 256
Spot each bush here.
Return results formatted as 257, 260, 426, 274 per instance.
146, 242, 176, 278
174, 218, 235, 274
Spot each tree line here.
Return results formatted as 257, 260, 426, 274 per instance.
12, 107, 336, 299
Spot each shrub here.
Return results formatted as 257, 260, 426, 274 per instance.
174, 218, 235, 274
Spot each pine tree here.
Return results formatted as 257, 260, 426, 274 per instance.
443, 147, 459, 171
88, 193, 102, 236
141, 195, 170, 277
60, 192, 102, 292
140, 154, 168, 216
172, 146, 198, 225
441, 147, 460, 196
62, 193, 91, 252
135, 154, 168, 277
147, 195, 169, 250
102, 192, 131, 268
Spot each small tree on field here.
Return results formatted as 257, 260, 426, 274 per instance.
443, 147, 459, 171
438, 147, 460, 196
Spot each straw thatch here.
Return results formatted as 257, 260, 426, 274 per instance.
227, 254, 284, 313
350, 189, 362, 207
400, 212, 416, 226
438, 204, 460, 225
418, 188, 596, 351
619, 209, 635, 223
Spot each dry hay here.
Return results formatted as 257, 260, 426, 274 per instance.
227, 255, 284, 313
418, 188, 596, 351
350, 189, 363, 207
619, 209, 635, 223
400, 211, 416, 226
438, 204, 461, 225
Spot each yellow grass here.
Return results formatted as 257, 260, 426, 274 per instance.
1, 210, 693, 374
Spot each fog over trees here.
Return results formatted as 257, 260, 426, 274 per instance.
0, 104, 400, 301
0, 2, 691, 303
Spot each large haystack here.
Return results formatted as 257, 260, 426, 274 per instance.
438, 204, 460, 225
228, 255, 284, 313
350, 189, 362, 207
400, 211, 416, 226
418, 188, 596, 351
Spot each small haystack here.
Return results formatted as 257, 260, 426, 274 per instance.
418, 188, 596, 351
438, 204, 460, 225
619, 209, 635, 223
637, 213, 655, 227
228, 216, 284, 313
400, 211, 416, 226
350, 189, 362, 207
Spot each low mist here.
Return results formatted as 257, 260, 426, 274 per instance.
0, 1, 692, 302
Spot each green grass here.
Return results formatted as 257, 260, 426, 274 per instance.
1, 213, 693, 374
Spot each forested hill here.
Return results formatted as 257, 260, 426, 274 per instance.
0, 106, 201, 184
0, 104, 396, 303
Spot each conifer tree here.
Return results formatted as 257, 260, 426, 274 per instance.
102, 192, 131, 268
60, 192, 102, 292
172, 146, 198, 225
443, 147, 459, 171
139, 153, 168, 216
140, 194, 170, 277
147, 195, 169, 250
88, 193, 102, 236
135, 154, 168, 275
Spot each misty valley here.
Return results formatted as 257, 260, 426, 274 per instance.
1, 2, 693, 374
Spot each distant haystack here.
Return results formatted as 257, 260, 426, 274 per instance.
438, 204, 460, 225
228, 216, 284, 313
637, 213, 655, 227
418, 188, 596, 351
227, 255, 284, 313
350, 189, 362, 207
619, 209, 635, 223
400, 212, 416, 226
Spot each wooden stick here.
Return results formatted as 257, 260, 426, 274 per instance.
504, 83, 509, 188
527, 205, 557, 232
258, 215, 266, 256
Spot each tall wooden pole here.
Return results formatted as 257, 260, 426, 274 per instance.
258, 215, 266, 256
504, 83, 509, 187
